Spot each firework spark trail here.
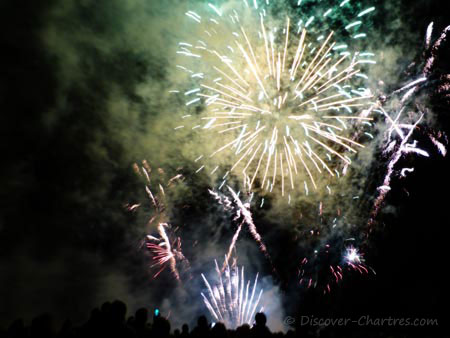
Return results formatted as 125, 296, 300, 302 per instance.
146, 227, 192, 280
223, 220, 244, 272
299, 244, 372, 293
366, 24, 450, 228
146, 223, 184, 280
159, 223, 181, 280
429, 133, 447, 157
130, 161, 191, 280
227, 186, 276, 272
176, 1, 376, 195
208, 188, 244, 271
201, 259, 263, 328
368, 113, 426, 228
208, 189, 233, 211
423, 24, 450, 76
208, 187, 274, 271
387, 24, 450, 106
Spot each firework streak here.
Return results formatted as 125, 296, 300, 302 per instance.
201, 259, 263, 328
146, 224, 184, 280
209, 187, 275, 272
131, 161, 191, 280
367, 23, 449, 227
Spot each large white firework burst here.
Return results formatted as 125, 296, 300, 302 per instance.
174, 0, 377, 197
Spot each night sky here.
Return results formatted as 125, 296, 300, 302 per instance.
0, 0, 448, 336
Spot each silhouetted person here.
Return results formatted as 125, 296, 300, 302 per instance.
133, 308, 151, 338
106, 300, 134, 338
30, 313, 55, 338
127, 316, 135, 327
6, 318, 26, 338
58, 319, 76, 338
250, 312, 271, 338
191, 315, 210, 338
152, 316, 171, 338
211, 322, 228, 338
285, 329, 295, 338
236, 323, 251, 338
180, 323, 189, 338
81, 308, 102, 338
100, 302, 112, 329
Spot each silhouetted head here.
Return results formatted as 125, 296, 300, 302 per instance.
153, 316, 171, 337
7, 319, 25, 336
182, 323, 189, 333
135, 308, 148, 325
101, 301, 111, 313
236, 323, 251, 335
211, 322, 227, 337
111, 300, 127, 323
197, 315, 208, 328
30, 313, 54, 336
255, 312, 267, 326
100, 301, 112, 319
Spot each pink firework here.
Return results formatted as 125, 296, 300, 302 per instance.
129, 160, 190, 281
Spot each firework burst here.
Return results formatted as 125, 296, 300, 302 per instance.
366, 23, 449, 227
299, 242, 373, 294
146, 223, 189, 280
201, 259, 263, 328
130, 161, 190, 281
174, 0, 377, 197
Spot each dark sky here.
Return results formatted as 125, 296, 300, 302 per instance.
0, 0, 448, 335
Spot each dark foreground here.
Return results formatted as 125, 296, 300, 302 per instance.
0, 299, 442, 338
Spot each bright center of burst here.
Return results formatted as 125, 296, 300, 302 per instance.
345, 248, 360, 263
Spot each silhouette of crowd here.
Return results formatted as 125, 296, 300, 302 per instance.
1, 300, 436, 338
1, 300, 292, 338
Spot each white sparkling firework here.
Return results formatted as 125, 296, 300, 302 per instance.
299, 244, 372, 294
344, 246, 361, 263
201, 259, 263, 328
367, 23, 450, 227
209, 187, 274, 271
175, 1, 376, 195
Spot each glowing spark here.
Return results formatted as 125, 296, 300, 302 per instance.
344, 247, 360, 263
425, 22, 434, 48
357, 7, 375, 17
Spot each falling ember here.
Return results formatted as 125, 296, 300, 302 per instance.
175, 1, 376, 195
201, 259, 263, 329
